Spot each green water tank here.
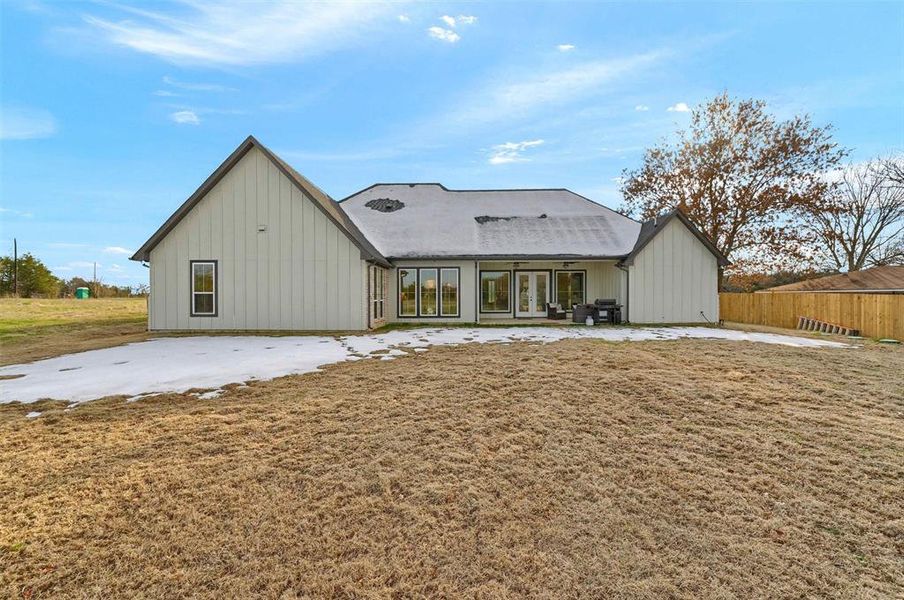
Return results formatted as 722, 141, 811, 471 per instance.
75, 287, 90, 299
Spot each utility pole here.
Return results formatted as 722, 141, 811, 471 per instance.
93, 261, 98, 299
12, 238, 17, 297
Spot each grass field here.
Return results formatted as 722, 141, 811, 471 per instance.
2, 336, 902, 598
0, 298, 148, 366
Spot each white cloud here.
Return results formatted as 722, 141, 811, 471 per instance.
170, 110, 200, 125
0, 106, 57, 140
634, 104, 649, 111
428, 14, 475, 42
488, 139, 545, 165
557, 44, 575, 52
667, 102, 691, 112
449, 50, 666, 126
162, 76, 235, 93
108, 263, 124, 273
103, 246, 133, 255
0, 207, 35, 218
427, 26, 460, 43
440, 15, 477, 27
68, 261, 97, 269
83, 2, 394, 66
49, 242, 88, 249
398, 14, 410, 23
153, 90, 178, 97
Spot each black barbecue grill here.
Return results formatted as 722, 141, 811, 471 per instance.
594, 298, 622, 324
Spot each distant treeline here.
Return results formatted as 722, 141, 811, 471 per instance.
0, 253, 146, 298
722, 269, 842, 293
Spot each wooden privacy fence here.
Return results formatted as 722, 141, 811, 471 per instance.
719, 293, 904, 340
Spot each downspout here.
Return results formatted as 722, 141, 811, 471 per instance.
616, 263, 629, 323
366, 263, 371, 330
142, 261, 150, 330
475, 260, 480, 324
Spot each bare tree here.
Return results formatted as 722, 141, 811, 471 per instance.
803, 157, 904, 271
620, 93, 845, 282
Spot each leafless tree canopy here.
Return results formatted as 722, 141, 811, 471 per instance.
620, 93, 846, 276
802, 158, 904, 271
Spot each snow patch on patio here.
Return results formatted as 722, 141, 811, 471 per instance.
0, 327, 849, 405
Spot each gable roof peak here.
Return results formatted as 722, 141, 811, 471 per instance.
130, 135, 388, 266
621, 207, 730, 267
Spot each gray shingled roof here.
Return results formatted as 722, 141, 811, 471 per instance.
133, 137, 728, 269
340, 184, 642, 259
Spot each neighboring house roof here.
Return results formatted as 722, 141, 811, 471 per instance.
759, 265, 904, 293
340, 183, 643, 259
130, 136, 390, 267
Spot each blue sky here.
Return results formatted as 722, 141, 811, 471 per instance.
1, 1, 902, 286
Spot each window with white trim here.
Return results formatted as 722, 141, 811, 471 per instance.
191, 261, 217, 316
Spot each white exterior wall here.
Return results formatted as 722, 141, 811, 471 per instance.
148, 147, 367, 331
627, 218, 719, 323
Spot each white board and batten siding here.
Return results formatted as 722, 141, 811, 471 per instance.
149, 146, 367, 331
627, 218, 719, 323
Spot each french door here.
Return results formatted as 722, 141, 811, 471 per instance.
515, 271, 549, 318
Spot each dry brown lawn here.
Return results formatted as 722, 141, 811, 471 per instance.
2, 338, 902, 598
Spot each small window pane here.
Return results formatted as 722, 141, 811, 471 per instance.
399, 269, 417, 316
193, 263, 213, 293
419, 268, 438, 316
535, 273, 548, 313
517, 273, 530, 313
481, 272, 510, 312
440, 269, 458, 316
556, 271, 585, 309
194, 293, 214, 314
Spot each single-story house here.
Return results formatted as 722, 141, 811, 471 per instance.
131, 136, 728, 331
757, 265, 904, 294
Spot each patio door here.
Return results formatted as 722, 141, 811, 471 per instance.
515, 271, 549, 318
